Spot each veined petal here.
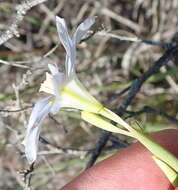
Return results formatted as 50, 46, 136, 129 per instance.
48, 64, 65, 91
60, 77, 103, 113
60, 89, 103, 113
26, 97, 52, 131
24, 125, 42, 165
23, 97, 52, 164
49, 74, 63, 114
56, 16, 73, 58
64, 76, 101, 105
56, 17, 76, 77
73, 17, 96, 45
40, 65, 65, 114
65, 54, 75, 77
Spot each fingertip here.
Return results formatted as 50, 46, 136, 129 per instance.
60, 130, 178, 190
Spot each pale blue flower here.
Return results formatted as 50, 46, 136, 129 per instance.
23, 16, 100, 165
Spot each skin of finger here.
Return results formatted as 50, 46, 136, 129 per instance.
60, 130, 178, 190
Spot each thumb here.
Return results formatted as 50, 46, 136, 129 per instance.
60, 129, 178, 190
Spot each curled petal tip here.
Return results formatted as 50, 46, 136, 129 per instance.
72, 16, 96, 45
56, 16, 64, 21
56, 16, 66, 27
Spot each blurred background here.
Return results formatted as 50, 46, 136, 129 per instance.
1, 0, 178, 189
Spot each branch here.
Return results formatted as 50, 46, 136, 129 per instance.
38, 136, 124, 157
0, 59, 30, 69
18, 162, 34, 189
85, 133, 129, 169
39, 137, 88, 157
97, 31, 177, 50
117, 41, 178, 113
0, 106, 32, 113
48, 114, 68, 133
85, 130, 110, 169
125, 106, 178, 124
106, 86, 130, 105
0, 0, 48, 45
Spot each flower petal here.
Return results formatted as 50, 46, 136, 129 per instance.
64, 76, 101, 105
40, 65, 65, 95
48, 64, 59, 75
27, 97, 52, 131
23, 97, 52, 164
39, 72, 55, 95
56, 16, 73, 58
50, 97, 61, 114
48, 64, 65, 90
65, 54, 75, 77
39, 67, 64, 114
61, 77, 103, 113
49, 76, 62, 114
24, 125, 42, 165
56, 17, 76, 77
73, 17, 96, 45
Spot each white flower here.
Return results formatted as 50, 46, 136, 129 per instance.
23, 16, 102, 165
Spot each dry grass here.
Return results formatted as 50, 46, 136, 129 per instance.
1, 0, 178, 189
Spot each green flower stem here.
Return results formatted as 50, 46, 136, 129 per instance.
99, 107, 136, 132
101, 107, 178, 173
81, 111, 133, 137
153, 156, 178, 187
83, 108, 178, 185
131, 128, 178, 173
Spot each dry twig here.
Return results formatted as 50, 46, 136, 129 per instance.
0, 0, 48, 45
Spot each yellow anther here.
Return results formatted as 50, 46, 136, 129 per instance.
50, 99, 55, 104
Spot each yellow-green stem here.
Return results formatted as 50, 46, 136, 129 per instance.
99, 107, 136, 132
98, 107, 178, 178
81, 111, 133, 137
153, 156, 178, 187
129, 128, 178, 173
